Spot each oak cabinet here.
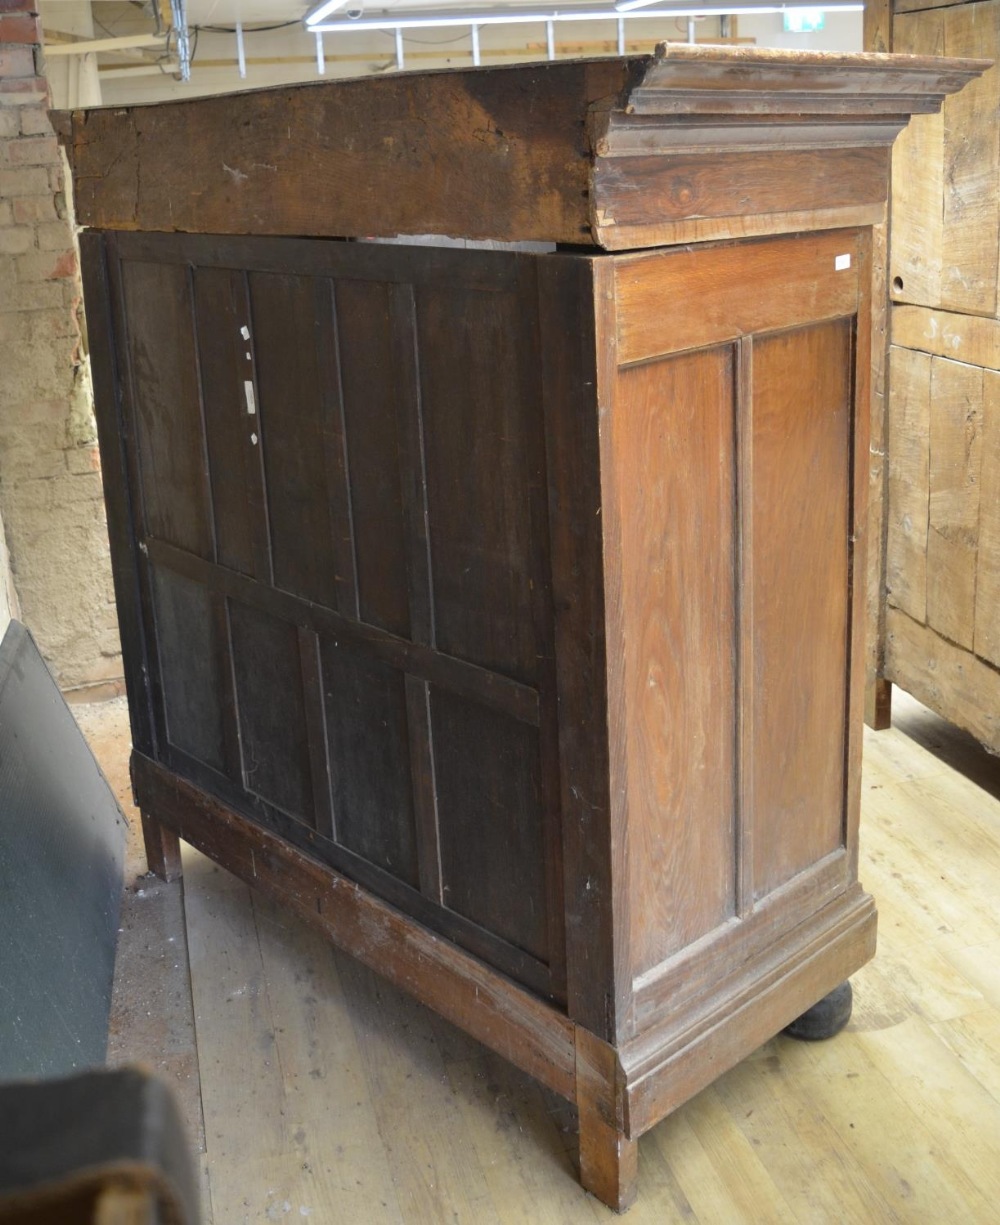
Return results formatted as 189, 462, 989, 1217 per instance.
62, 45, 981, 1210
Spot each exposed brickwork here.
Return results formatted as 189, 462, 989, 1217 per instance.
0, 6, 123, 692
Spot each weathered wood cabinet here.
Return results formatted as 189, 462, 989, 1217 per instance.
868, 0, 1000, 752
61, 46, 981, 1211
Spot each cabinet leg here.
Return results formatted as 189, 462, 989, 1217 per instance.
784, 980, 853, 1041
867, 677, 893, 731
575, 1027, 637, 1213
141, 811, 182, 882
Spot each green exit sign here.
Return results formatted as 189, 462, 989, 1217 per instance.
783, 9, 826, 31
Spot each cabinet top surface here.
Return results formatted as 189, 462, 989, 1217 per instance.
59, 43, 988, 251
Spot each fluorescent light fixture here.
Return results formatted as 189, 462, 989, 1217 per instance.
615, 0, 662, 10
307, 3, 862, 31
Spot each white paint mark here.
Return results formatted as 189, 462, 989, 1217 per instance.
245, 350, 252, 360
244, 380, 256, 415
223, 163, 248, 185
251, 432, 258, 446
240, 325, 251, 340
835, 253, 852, 271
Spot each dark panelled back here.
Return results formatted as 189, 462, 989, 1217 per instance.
106, 233, 563, 1001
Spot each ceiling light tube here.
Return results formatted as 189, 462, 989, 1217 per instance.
307, 5, 862, 33
304, 0, 358, 25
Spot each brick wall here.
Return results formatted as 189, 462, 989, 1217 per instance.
0, 0, 123, 695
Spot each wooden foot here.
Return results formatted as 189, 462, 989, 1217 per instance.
575, 1028, 638, 1213
141, 811, 183, 882
784, 980, 853, 1041
866, 677, 893, 731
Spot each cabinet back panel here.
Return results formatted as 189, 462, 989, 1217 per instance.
417, 282, 545, 686
120, 260, 214, 560
99, 232, 562, 1000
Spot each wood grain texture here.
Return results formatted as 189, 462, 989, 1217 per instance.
974, 370, 1000, 667
749, 320, 853, 900
614, 230, 862, 365
865, 221, 891, 729
60, 49, 983, 250
926, 356, 984, 650
892, 5, 1000, 317
885, 606, 1000, 753
886, 345, 931, 622
894, 303, 1000, 369
612, 349, 738, 979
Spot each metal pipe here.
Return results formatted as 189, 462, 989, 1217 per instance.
236, 19, 247, 77
471, 22, 481, 64
546, 18, 555, 57
395, 26, 405, 68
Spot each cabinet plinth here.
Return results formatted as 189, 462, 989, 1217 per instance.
64, 45, 983, 1211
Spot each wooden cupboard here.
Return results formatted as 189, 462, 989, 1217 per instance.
59, 45, 983, 1211
867, 0, 1000, 753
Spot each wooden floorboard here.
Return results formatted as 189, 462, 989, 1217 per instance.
87, 689, 1000, 1223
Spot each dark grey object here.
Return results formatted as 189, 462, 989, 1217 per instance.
0, 620, 127, 1079
784, 981, 854, 1041
0, 1066, 199, 1223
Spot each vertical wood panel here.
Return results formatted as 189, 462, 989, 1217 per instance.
249, 272, 355, 613
431, 689, 548, 964
751, 319, 852, 899
939, 2, 1000, 318
417, 282, 542, 685
230, 601, 314, 826
614, 347, 738, 976
926, 356, 984, 649
120, 260, 214, 559
889, 11, 945, 310
973, 370, 1000, 666
321, 642, 420, 889
79, 233, 156, 758
537, 255, 616, 1039
336, 278, 411, 639
886, 346, 931, 621
192, 267, 272, 582
150, 566, 226, 774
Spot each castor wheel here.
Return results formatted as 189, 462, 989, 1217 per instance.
784, 981, 853, 1041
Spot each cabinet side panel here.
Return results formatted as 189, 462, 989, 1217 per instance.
614, 348, 739, 975
751, 319, 852, 898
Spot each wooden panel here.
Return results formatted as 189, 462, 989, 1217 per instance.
593, 147, 888, 232
119, 259, 213, 559
889, 12, 946, 310
892, 4, 1000, 316
886, 345, 931, 621
926, 356, 984, 649
61, 60, 633, 244
611, 348, 738, 979
886, 606, 1000, 752
893, 303, 1000, 369
615, 230, 861, 364
939, 3, 1000, 317
750, 319, 852, 900
229, 600, 314, 826
249, 272, 354, 614
536, 255, 618, 1040
79, 233, 156, 757
335, 278, 410, 639
418, 279, 545, 686
320, 641, 420, 890
192, 266, 271, 583
150, 567, 225, 774
431, 689, 549, 965
974, 370, 1000, 666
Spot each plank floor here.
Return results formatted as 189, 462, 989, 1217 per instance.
85, 690, 1000, 1224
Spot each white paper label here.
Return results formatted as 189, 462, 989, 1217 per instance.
244, 380, 256, 415
835, 254, 852, 271
240, 325, 251, 340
